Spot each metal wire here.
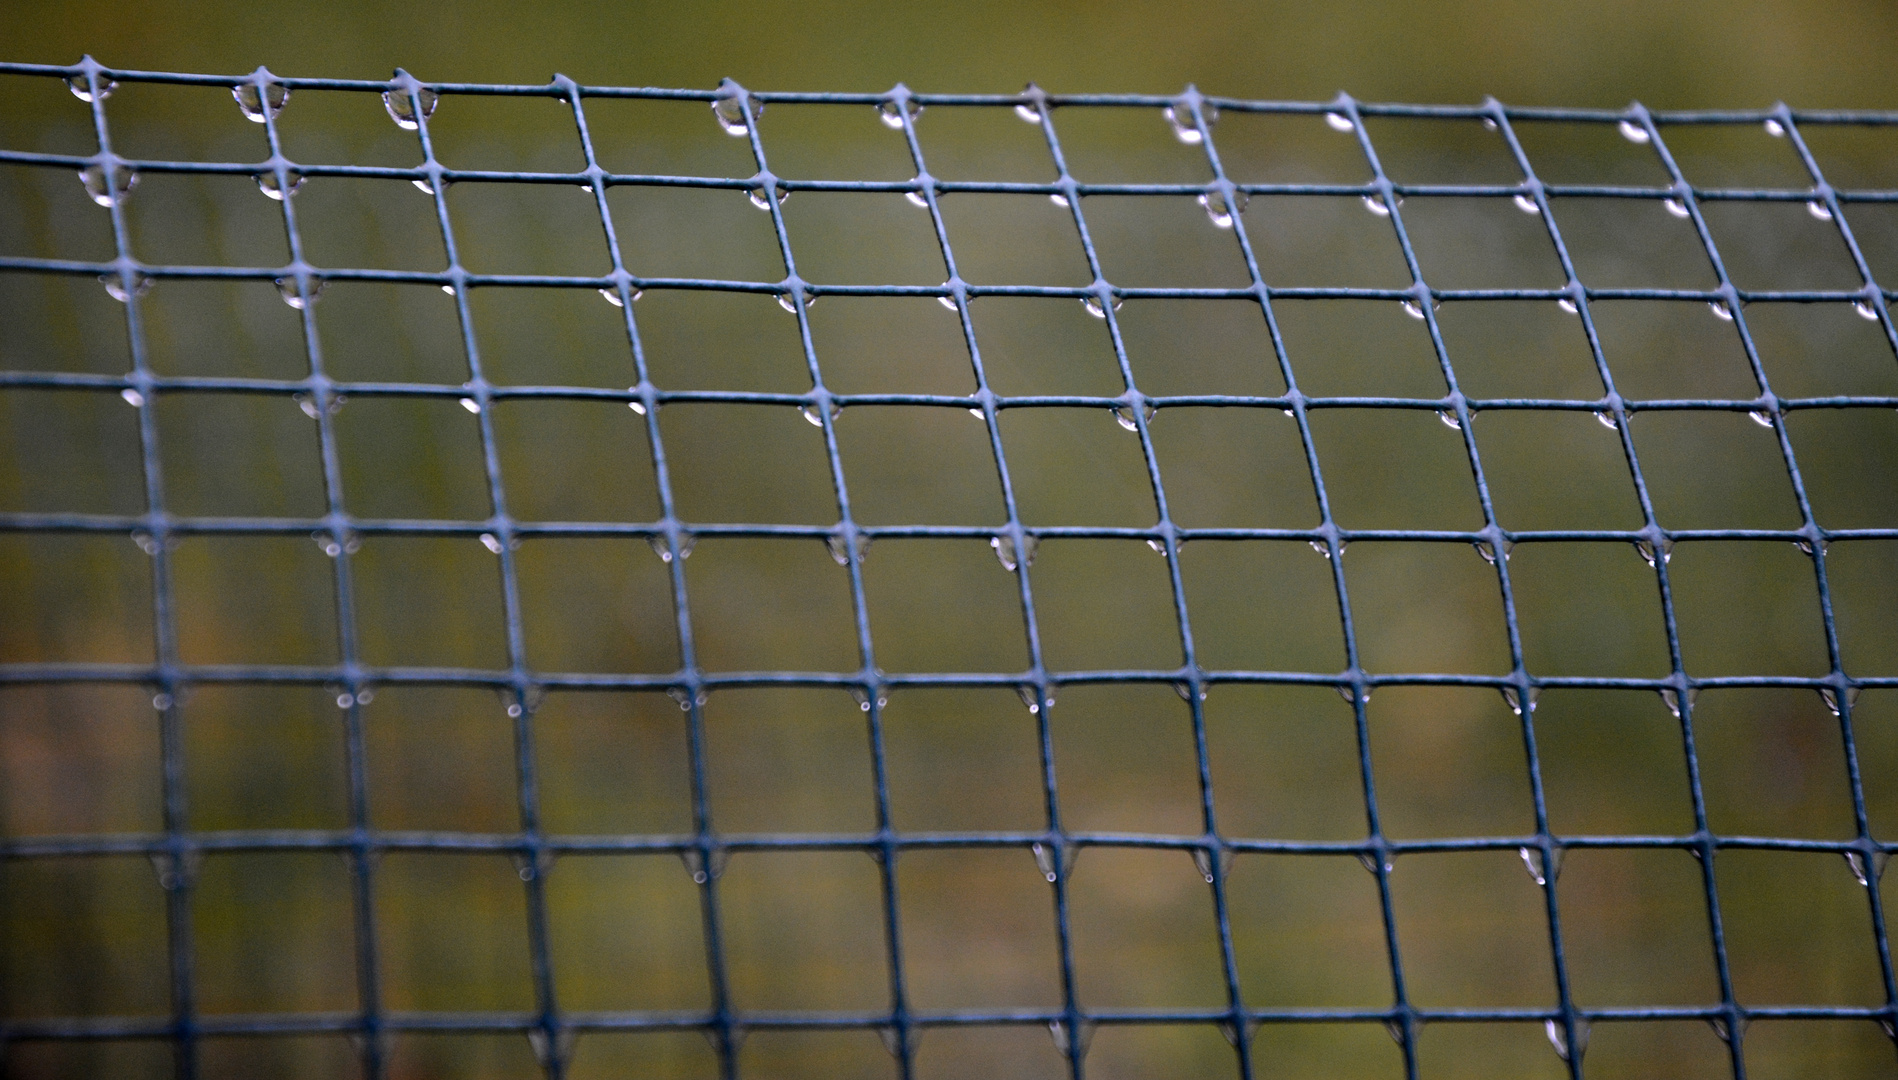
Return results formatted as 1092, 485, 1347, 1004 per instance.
1, 56, 1896, 1080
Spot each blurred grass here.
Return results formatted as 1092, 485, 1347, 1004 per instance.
4, 5, 1898, 1079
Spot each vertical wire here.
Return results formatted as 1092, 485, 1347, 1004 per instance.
728, 81, 917, 1078
1644, 104, 1898, 1059
1774, 107, 1898, 1049
392, 72, 564, 1078
556, 78, 741, 1079
1342, 97, 1586, 1075
1494, 103, 1746, 1075
890, 81, 1071, 1070
75, 55, 200, 1080
249, 67, 387, 1080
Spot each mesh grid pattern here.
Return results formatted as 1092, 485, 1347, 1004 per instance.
1, 57, 1897, 1080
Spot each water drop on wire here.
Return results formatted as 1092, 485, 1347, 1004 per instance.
1081, 294, 1122, 318
275, 276, 325, 309
801, 400, 841, 427
480, 533, 505, 555
1854, 299, 1882, 321
1807, 199, 1833, 221
1362, 192, 1397, 217
79, 163, 136, 206
67, 74, 116, 102
1500, 684, 1539, 716
713, 92, 761, 136
1708, 300, 1734, 321
1357, 850, 1393, 875
1544, 1018, 1588, 1063
460, 396, 481, 413
1513, 193, 1540, 214
382, 85, 439, 130
233, 80, 290, 122
120, 387, 145, 407
1112, 401, 1155, 431
1014, 96, 1041, 124
1845, 850, 1889, 887
1519, 845, 1561, 886
1558, 297, 1579, 315
1618, 119, 1650, 144
1325, 112, 1355, 132
100, 272, 152, 302
1198, 186, 1247, 228
779, 291, 815, 313
1049, 192, 1071, 208
878, 97, 922, 128
1764, 118, 1786, 137
1663, 197, 1689, 218
255, 170, 303, 200
599, 287, 642, 308
749, 183, 788, 210
1437, 410, 1461, 430
991, 533, 1037, 571
1163, 101, 1215, 144
1633, 536, 1673, 567
1819, 685, 1861, 716
1659, 686, 1698, 718
1017, 684, 1053, 714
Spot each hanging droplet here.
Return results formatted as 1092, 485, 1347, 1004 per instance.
1707, 1016, 1744, 1046
1500, 684, 1540, 716
79, 162, 136, 206
1474, 538, 1512, 564
936, 293, 961, 312
1662, 197, 1690, 218
67, 74, 117, 102
1218, 1017, 1259, 1048
1173, 681, 1207, 703
748, 184, 788, 211
1764, 118, 1786, 137
1794, 537, 1829, 558
878, 97, 923, 129
1401, 297, 1438, 319
132, 530, 161, 555
906, 189, 930, 208
1325, 112, 1355, 132
100, 272, 153, 302
1749, 409, 1777, 428
778, 291, 815, 313
119, 387, 146, 408
1017, 683, 1053, 715
1383, 1017, 1406, 1045
411, 175, 447, 195
648, 533, 695, 563
458, 396, 481, 414
233, 80, 290, 123
382, 85, 439, 130
1618, 119, 1650, 144
679, 846, 728, 883
991, 533, 1037, 571
1437, 409, 1461, 430
847, 685, 888, 712
1709, 300, 1734, 321
312, 530, 345, 557
801, 400, 841, 427
712, 93, 762, 136
1112, 401, 1156, 431
526, 1028, 577, 1070
1014, 100, 1042, 124
148, 850, 202, 892
1049, 192, 1071, 208
1031, 841, 1075, 883
479, 533, 505, 555
1357, 849, 1394, 875
1163, 101, 1215, 144
877, 1025, 918, 1060
1513, 193, 1540, 215
1818, 685, 1862, 717
1146, 538, 1167, 555
827, 532, 871, 566
255, 170, 303, 200
1854, 299, 1882, 321
1594, 410, 1618, 429
1519, 845, 1562, 886
1807, 199, 1834, 221
1558, 297, 1580, 315
1191, 847, 1230, 884
1336, 684, 1367, 705
1545, 1018, 1588, 1063
1845, 849, 1889, 887
1362, 192, 1397, 217
151, 688, 174, 710
1047, 1018, 1095, 1060
1634, 536, 1674, 567
275, 276, 324, 309
1081, 294, 1122, 318
599, 286, 642, 308
1310, 538, 1344, 559
1658, 686, 1699, 718
1198, 186, 1248, 228
356, 686, 376, 705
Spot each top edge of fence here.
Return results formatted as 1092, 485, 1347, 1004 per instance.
7, 59, 1898, 124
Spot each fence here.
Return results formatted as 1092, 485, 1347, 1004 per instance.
1, 57, 1896, 1080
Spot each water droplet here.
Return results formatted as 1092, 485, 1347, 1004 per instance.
79, 163, 136, 206
1325, 112, 1355, 132
1855, 299, 1882, 321
1707, 1016, 1745, 1045
100, 272, 152, 302
334, 689, 357, 709
778, 291, 815, 313
1047, 1018, 1095, 1059
1819, 685, 1862, 716
382, 85, 439, 130
1336, 684, 1370, 705
1357, 850, 1394, 875
1845, 849, 1889, 887
1437, 409, 1461, 430
1081, 294, 1122, 318
1049, 192, 1070, 208
1362, 192, 1398, 217
748, 183, 788, 211
233, 80, 289, 123
526, 1028, 576, 1070
151, 690, 173, 710
1558, 297, 1580, 315
1709, 300, 1734, 321
479, 533, 505, 555
1191, 847, 1231, 883
1162, 101, 1215, 144
412, 176, 446, 195
1794, 537, 1830, 558
1310, 538, 1345, 559
1764, 118, 1786, 137
1519, 845, 1562, 886
312, 530, 345, 557
1016, 684, 1053, 714
254, 170, 303, 200
1173, 681, 1207, 703
1618, 119, 1650, 144
1594, 410, 1618, 429
1663, 197, 1690, 218
67, 74, 116, 102
1474, 538, 1512, 564
847, 685, 888, 712
1634, 536, 1674, 567
148, 850, 202, 892
1749, 408, 1777, 428
1112, 401, 1156, 431
801, 400, 841, 427
1383, 1017, 1406, 1045
1501, 684, 1540, 716
878, 97, 922, 128
679, 846, 728, 883
1014, 90, 1043, 124
599, 286, 642, 308
1197, 186, 1247, 228
458, 396, 481, 414
1032, 842, 1062, 883
275, 276, 325, 309
1146, 538, 1167, 555
1218, 1018, 1258, 1048
649, 533, 696, 563
712, 92, 762, 136
1513, 193, 1540, 215
1545, 1018, 1589, 1062
878, 1025, 918, 1059
120, 387, 146, 407
827, 532, 871, 566
906, 189, 930, 209
1481, 117, 1500, 131
1806, 199, 1834, 221
132, 530, 160, 555
1658, 686, 1699, 718
991, 533, 1037, 571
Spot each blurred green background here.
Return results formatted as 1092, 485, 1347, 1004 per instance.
4, 2, 1898, 1079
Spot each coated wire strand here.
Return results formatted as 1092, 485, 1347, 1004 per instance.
1, 59, 1896, 1078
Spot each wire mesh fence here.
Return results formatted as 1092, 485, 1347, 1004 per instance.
1, 57, 1897, 1080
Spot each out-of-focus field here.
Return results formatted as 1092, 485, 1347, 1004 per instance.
4, 4, 1898, 1079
